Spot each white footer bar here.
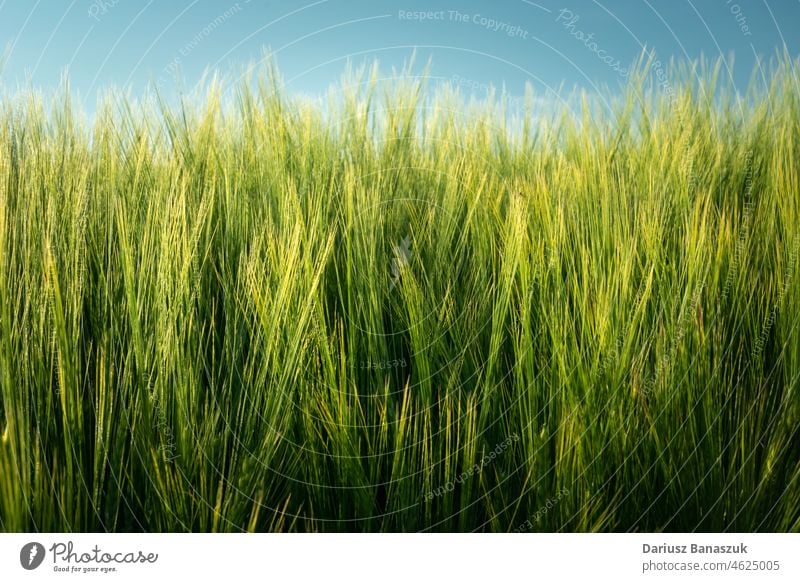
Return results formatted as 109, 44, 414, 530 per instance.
1, 533, 798, 581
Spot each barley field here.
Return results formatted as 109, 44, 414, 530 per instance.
0, 56, 798, 532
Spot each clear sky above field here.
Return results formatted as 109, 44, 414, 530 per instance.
0, 0, 798, 109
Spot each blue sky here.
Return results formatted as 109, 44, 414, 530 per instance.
0, 0, 798, 109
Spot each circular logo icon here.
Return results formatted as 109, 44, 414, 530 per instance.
340, 195, 470, 338
19, 542, 46, 570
